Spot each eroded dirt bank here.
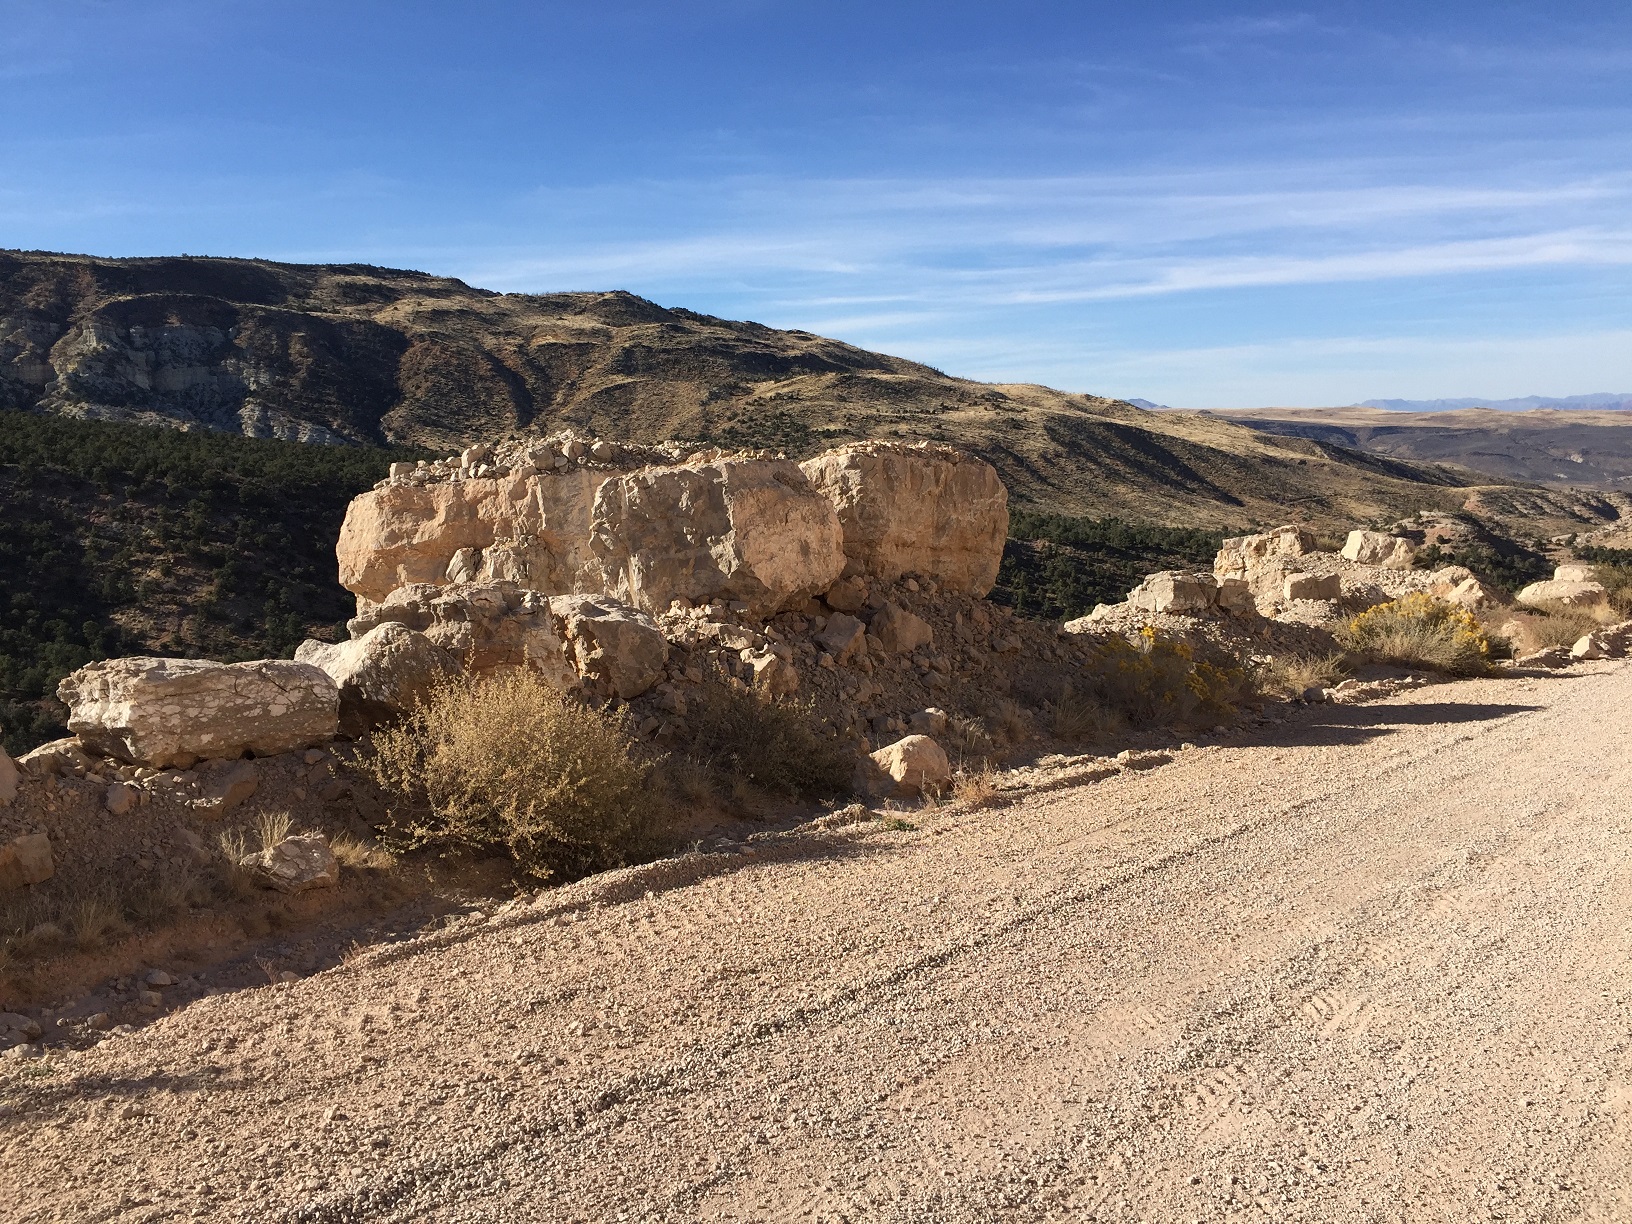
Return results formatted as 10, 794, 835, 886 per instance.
4, 663, 1631, 1222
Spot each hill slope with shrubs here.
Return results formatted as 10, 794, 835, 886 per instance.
0, 410, 422, 752
0, 248, 1570, 530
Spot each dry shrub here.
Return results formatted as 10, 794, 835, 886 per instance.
945, 715, 997, 766
1048, 683, 1120, 742
1521, 598, 1617, 649
680, 679, 852, 801
1073, 628, 1248, 730
329, 833, 395, 872
653, 754, 716, 809
987, 698, 1032, 746
951, 767, 1006, 809
1258, 651, 1350, 699
361, 670, 664, 880
1338, 594, 1493, 676
1594, 563, 1632, 615
67, 892, 126, 951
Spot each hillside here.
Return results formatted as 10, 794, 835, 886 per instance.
0, 412, 420, 753
0, 248, 1579, 531
1214, 405, 1632, 490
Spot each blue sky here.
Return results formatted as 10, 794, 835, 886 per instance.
2, 1, 1629, 406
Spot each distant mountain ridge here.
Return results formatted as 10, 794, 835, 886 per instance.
0, 248, 1594, 531
1358, 393, 1632, 413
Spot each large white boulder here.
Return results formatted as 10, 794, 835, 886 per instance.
1553, 562, 1599, 583
336, 467, 610, 607
1515, 579, 1608, 609
1127, 571, 1218, 614
590, 455, 846, 618
799, 442, 1009, 596
57, 658, 339, 768
1341, 530, 1416, 568
549, 594, 670, 700
295, 622, 461, 737
868, 735, 952, 798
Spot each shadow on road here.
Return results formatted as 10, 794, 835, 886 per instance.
1231, 700, 1544, 750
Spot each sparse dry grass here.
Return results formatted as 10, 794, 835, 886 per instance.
951, 767, 1007, 810
679, 679, 852, 802
1258, 651, 1351, 699
329, 833, 396, 872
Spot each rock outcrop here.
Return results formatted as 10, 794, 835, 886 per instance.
57, 658, 340, 768
1341, 530, 1416, 568
1127, 571, 1219, 614
591, 455, 846, 618
799, 442, 1009, 595
351, 582, 667, 699
296, 621, 461, 736
1516, 578, 1608, 609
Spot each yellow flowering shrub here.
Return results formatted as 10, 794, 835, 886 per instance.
1337, 593, 1493, 676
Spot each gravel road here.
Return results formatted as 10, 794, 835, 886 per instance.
6, 662, 1630, 1223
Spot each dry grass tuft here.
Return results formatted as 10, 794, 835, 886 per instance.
1521, 599, 1617, 650
1048, 682, 1120, 742
361, 670, 666, 880
951, 767, 1007, 809
1258, 651, 1350, 699
1337, 594, 1494, 676
329, 833, 396, 872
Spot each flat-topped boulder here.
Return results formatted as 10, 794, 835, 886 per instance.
799, 442, 1009, 596
58, 658, 339, 768
1127, 571, 1218, 614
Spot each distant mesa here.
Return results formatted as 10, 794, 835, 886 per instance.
1357, 394, 1632, 413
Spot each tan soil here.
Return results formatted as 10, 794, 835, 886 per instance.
4, 662, 1631, 1222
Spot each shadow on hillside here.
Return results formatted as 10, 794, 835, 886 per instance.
1232, 700, 1544, 750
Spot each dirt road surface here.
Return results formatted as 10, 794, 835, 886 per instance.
6, 663, 1631, 1222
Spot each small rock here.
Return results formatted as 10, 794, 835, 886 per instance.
870, 602, 934, 653
0, 833, 54, 891
1115, 750, 1172, 771
105, 781, 139, 816
908, 707, 949, 736
242, 835, 340, 894
137, 990, 163, 1007
0, 1012, 42, 1039
868, 735, 952, 798
86, 1012, 111, 1030
144, 970, 175, 988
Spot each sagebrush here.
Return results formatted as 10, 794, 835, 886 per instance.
1338, 594, 1493, 676
360, 670, 664, 879
679, 678, 852, 801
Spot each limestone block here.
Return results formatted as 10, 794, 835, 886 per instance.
591, 457, 845, 618
800, 442, 1008, 595
869, 735, 952, 798
1553, 562, 1599, 583
548, 594, 669, 700
1283, 572, 1341, 601
1127, 571, 1218, 614
816, 613, 867, 663
1341, 530, 1416, 568
297, 621, 461, 736
244, 835, 339, 894
337, 467, 610, 605
1515, 579, 1608, 609
869, 602, 935, 653
58, 658, 339, 768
